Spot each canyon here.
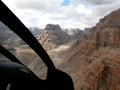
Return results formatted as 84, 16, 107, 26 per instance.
0, 8, 120, 90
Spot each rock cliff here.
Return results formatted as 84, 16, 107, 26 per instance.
38, 24, 72, 50
59, 9, 120, 90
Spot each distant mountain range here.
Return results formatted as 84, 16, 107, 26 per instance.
0, 21, 83, 49
29, 27, 41, 37
64, 28, 84, 40
36, 24, 83, 50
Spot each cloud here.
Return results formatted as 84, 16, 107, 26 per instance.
71, 0, 120, 17
14, 0, 64, 13
71, 0, 115, 5
76, 4, 92, 15
92, 1, 120, 16
70, 0, 120, 27
1, 0, 120, 30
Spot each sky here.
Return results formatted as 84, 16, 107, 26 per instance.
1, 0, 120, 30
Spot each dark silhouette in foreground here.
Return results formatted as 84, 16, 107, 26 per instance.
0, 1, 74, 90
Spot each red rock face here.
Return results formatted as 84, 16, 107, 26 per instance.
59, 9, 120, 90
68, 48, 120, 90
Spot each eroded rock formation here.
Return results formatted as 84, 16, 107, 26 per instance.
59, 9, 120, 90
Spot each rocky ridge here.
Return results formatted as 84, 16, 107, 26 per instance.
38, 24, 72, 50
59, 9, 120, 90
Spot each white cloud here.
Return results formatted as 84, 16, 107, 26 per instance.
76, 4, 92, 15
71, 0, 115, 5
1, 0, 120, 30
11, 0, 64, 12
92, 1, 120, 16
